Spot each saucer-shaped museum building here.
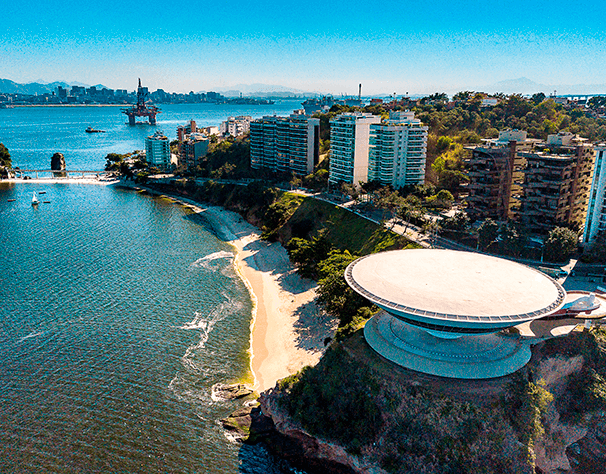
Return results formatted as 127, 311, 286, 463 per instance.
345, 249, 569, 379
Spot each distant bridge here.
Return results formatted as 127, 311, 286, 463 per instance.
6, 169, 111, 179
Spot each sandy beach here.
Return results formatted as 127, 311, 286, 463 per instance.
153, 192, 335, 391
2, 178, 335, 390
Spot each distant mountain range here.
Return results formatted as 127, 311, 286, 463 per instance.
210, 83, 319, 98
3, 77, 606, 98
0, 79, 109, 95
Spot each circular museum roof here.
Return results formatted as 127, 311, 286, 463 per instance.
345, 249, 566, 329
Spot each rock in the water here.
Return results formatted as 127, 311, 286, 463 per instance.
51, 153, 66, 177
212, 383, 256, 401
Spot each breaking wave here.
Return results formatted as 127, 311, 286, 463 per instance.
169, 295, 244, 401
189, 251, 234, 270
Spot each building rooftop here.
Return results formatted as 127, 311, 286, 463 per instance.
346, 249, 565, 324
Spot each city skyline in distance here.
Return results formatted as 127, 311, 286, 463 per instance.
2, 0, 604, 96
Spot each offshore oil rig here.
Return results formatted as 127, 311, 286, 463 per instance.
121, 79, 160, 125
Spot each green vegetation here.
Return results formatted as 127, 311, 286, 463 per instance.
0, 143, 10, 168
277, 346, 382, 453
194, 137, 252, 179
543, 226, 579, 263
477, 218, 499, 251
542, 328, 606, 422
504, 373, 553, 464
151, 179, 419, 332
274, 327, 606, 473
276, 343, 527, 473
286, 233, 332, 279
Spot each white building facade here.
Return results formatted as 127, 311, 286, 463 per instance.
583, 145, 606, 245
329, 113, 381, 186
220, 116, 252, 137
145, 131, 171, 170
250, 113, 320, 175
368, 111, 428, 188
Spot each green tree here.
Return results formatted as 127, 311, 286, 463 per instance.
498, 222, 526, 258
397, 195, 424, 231
477, 218, 499, 251
303, 168, 329, 191
287, 233, 333, 279
316, 250, 367, 326
118, 161, 133, 179
374, 187, 404, 227
531, 92, 546, 105
435, 136, 453, 153
543, 226, 578, 262
104, 152, 125, 171
441, 211, 470, 232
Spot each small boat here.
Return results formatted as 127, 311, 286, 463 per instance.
43, 201, 51, 204
39, 191, 46, 195
85, 126, 105, 133
31, 192, 39, 206
7, 199, 16, 202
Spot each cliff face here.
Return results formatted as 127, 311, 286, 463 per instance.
238, 331, 606, 474
259, 389, 380, 474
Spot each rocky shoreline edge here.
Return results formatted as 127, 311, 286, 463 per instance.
219, 384, 378, 474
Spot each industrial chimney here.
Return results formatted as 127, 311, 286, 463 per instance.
358, 84, 362, 101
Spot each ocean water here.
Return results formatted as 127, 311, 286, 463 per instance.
0, 100, 302, 170
0, 103, 302, 473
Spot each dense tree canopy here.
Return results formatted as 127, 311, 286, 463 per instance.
543, 227, 579, 263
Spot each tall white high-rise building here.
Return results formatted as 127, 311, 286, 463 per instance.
329, 113, 381, 186
583, 145, 606, 245
145, 131, 171, 171
368, 111, 428, 188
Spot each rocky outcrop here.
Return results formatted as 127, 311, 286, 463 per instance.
257, 388, 384, 474
50, 152, 66, 177
534, 355, 590, 473
213, 383, 255, 401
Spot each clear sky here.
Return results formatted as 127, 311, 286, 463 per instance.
1, 0, 604, 95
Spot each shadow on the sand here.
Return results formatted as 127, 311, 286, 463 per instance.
292, 300, 336, 352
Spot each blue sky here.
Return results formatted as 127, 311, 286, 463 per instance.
2, 0, 604, 94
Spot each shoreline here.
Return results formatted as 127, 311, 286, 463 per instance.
137, 187, 335, 391
1, 177, 119, 186
2, 178, 335, 390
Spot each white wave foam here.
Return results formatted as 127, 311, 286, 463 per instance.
190, 251, 233, 270
18, 331, 45, 343
168, 374, 210, 403
169, 295, 244, 401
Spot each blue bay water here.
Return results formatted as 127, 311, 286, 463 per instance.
0, 103, 302, 473
0, 100, 302, 170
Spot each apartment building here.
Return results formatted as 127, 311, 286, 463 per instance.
367, 111, 428, 188
179, 133, 209, 170
583, 145, 606, 245
220, 116, 252, 137
518, 145, 595, 232
177, 120, 198, 141
145, 131, 171, 170
329, 112, 381, 186
464, 130, 532, 220
250, 113, 320, 175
